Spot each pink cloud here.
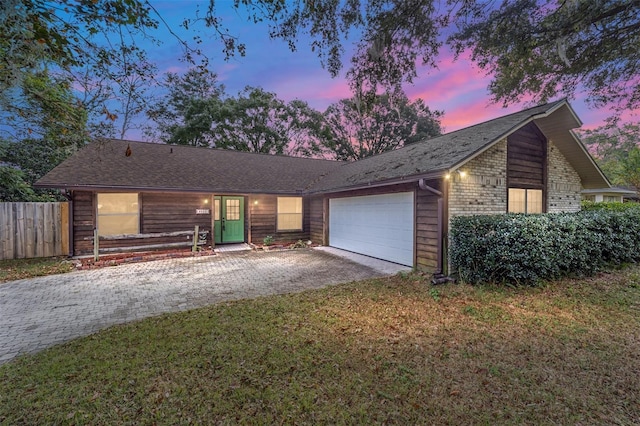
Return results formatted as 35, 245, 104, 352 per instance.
405, 49, 619, 132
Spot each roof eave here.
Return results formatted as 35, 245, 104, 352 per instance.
581, 187, 636, 195
33, 183, 306, 196
448, 100, 578, 173
449, 100, 609, 189
307, 170, 446, 195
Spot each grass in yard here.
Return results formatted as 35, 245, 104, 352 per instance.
1, 266, 640, 424
0, 257, 74, 283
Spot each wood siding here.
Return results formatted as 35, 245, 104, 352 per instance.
247, 194, 311, 244
308, 195, 325, 245
416, 179, 441, 272
141, 192, 211, 236
72, 190, 95, 255
507, 122, 547, 189
72, 191, 212, 255
70, 183, 443, 270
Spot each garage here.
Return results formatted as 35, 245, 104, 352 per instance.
329, 192, 414, 266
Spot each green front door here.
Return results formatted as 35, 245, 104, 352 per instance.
213, 196, 245, 244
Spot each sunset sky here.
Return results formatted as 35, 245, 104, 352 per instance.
145, 1, 634, 135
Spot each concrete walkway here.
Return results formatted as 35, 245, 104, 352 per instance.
0, 248, 409, 365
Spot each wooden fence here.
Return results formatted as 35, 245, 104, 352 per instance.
0, 202, 69, 260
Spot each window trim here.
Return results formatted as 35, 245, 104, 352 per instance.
508, 188, 544, 214
96, 192, 140, 236
276, 196, 303, 232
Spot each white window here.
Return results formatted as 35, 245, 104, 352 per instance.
508, 188, 543, 214
277, 197, 303, 231
97, 193, 139, 236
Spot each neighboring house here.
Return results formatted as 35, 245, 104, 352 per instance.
582, 187, 638, 203
36, 99, 609, 273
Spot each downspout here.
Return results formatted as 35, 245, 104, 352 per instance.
418, 179, 443, 275
441, 175, 450, 279
418, 178, 454, 284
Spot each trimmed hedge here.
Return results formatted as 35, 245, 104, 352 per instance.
449, 209, 640, 285
581, 200, 640, 212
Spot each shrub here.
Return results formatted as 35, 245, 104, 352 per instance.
263, 235, 274, 246
581, 200, 640, 212
450, 209, 640, 285
289, 240, 307, 249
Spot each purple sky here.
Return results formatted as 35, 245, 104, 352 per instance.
146, 1, 635, 135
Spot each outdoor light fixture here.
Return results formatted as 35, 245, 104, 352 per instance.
204, 199, 209, 204
445, 170, 467, 180
254, 200, 259, 205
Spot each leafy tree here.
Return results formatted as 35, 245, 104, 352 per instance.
323, 92, 442, 161
2, 70, 88, 145
210, 87, 291, 154
581, 122, 640, 191
0, 0, 183, 141
145, 69, 225, 146
73, 30, 158, 139
0, 166, 42, 202
209, 87, 327, 155
1, 138, 77, 188
0, 0, 158, 92
282, 99, 331, 158
206, 0, 640, 118
148, 76, 327, 156
621, 147, 640, 192
0, 136, 68, 201
0, 70, 87, 201
449, 0, 640, 115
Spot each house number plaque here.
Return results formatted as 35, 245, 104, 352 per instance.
195, 209, 210, 214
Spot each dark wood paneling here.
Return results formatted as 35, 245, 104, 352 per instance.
415, 179, 441, 272
309, 195, 324, 244
248, 194, 311, 244
72, 191, 95, 255
73, 191, 213, 255
141, 192, 212, 239
507, 122, 547, 189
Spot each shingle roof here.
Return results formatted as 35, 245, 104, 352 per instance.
35, 140, 342, 194
38, 99, 606, 194
307, 99, 569, 192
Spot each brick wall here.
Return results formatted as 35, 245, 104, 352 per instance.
448, 138, 583, 217
547, 140, 582, 212
449, 139, 508, 218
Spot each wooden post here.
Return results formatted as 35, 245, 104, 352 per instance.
192, 225, 199, 252
210, 194, 215, 249
0, 203, 14, 260
93, 228, 99, 261
60, 202, 69, 256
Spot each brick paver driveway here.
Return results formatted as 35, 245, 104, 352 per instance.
0, 249, 397, 365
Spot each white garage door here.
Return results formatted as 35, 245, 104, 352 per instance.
329, 192, 414, 266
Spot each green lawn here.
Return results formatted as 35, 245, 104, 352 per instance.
1, 266, 639, 424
